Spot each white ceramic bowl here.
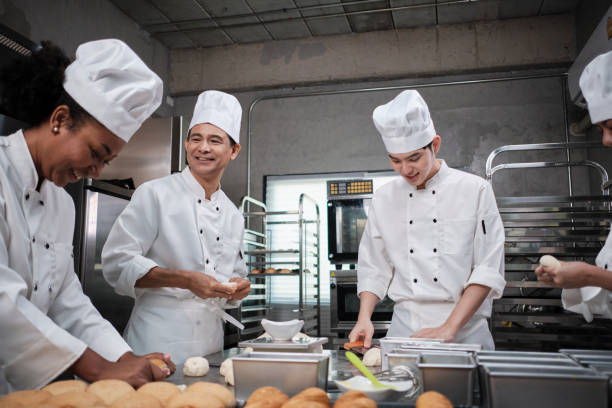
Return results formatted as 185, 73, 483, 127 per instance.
261, 319, 304, 341
335, 375, 414, 402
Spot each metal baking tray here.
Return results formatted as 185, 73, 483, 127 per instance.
478, 350, 570, 358
417, 352, 477, 406
238, 337, 328, 352
232, 352, 329, 402
483, 364, 608, 408
380, 337, 480, 370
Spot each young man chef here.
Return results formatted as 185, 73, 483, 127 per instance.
102, 90, 250, 364
348, 90, 506, 349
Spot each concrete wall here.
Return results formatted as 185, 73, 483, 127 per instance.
171, 13, 575, 94
174, 68, 597, 208
0, 0, 173, 116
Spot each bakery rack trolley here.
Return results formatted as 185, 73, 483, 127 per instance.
240, 194, 321, 338
486, 141, 612, 350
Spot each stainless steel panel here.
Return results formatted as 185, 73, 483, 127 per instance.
418, 352, 476, 406
232, 352, 329, 401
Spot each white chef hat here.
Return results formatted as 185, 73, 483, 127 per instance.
189, 90, 242, 144
63, 39, 163, 143
373, 90, 436, 154
579, 50, 612, 124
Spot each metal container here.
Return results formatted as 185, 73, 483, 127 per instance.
238, 336, 328, 353
380, 337, 480, 370
476, 355, 579, 367
483, 364, 608, 408
478, 350, 571, 358
232, 352, 329, 402
417, 352, 476, 406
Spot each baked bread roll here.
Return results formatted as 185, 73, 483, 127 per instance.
264, 268, 277, 274
87, 379, 135, 405
0, 390, 52, 406
45, 391, 106, 408
185, 382, 236, 408
281, 401, 328, 408
286, 387, 329, 405
109, 391, 163, 408
246, 387, 288, 407
250, 269, 262, 275
166, 391, 224, 408
42, 380, 88, 396
333, 390, 376, 408
415, 391, 452, 408
137, 381, 181, 405
277, 269, 292, 274
184, 356, 210, 376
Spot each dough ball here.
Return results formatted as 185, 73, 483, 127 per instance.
184, 356, 210, 376
185, 382, 235, 408
87, 379, 135, 405
362, 348, 382, 367
415, 391, 453, 408
220, 282, 238, 289
219, 359, 234, 386
149, 358, 168, 371
0, 390, 51, 406
46, 391, 107, 408
42, 380, 87, 396
166, 391, 224, 408
137, 382, 181, 405
539, 255, 561, 269
109, 392, 163, 408
245, 387, 288, 407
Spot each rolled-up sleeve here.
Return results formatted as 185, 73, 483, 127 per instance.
102, 186, 159, 299
466, 183, 506, 298
357, 204, 394, 301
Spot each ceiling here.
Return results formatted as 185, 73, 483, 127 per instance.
109, 0, 581, 49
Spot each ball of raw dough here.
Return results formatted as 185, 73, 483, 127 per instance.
220, 282, 238, 289
219, 358, 234, 386
362, 348, 382, 367
148, 358, 168, 371
184, 356, 210, 377
539, 255, 561, 269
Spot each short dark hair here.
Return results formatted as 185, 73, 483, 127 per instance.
186, 128, 236, 147
423, 141, 433, 151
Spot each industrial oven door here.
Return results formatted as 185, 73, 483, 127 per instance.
334, 282, 394, 326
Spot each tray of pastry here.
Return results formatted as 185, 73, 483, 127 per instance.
238, 337, 328, 351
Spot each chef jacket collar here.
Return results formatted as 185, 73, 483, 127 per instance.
182, 167, 220, 202
403, 159, 450, 191
5, 130, 40, 192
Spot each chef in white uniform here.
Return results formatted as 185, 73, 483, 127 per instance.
349, 90, 506, 350
0, 39, 172, 392
102, 90, 250, 365
536, 51, 612, 320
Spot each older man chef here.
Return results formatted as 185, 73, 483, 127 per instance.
0, 39, 172, 392
536, 51, 612, 320
102, 90, 250, 364
349, 90, 506, 349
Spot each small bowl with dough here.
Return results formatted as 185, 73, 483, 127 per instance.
261, 319, 304, 341
335, 375, 413, 402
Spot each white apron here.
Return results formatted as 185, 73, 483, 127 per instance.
386, 300, 494, 349
124, 294, 223, 365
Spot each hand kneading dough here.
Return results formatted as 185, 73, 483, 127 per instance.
220, 282, 238, 289
43, 380, 88, 396
184, 356, 210, 376
137, 382, 181, 405
539, 255, 561, 270
87, 379, 135, 405
0, 390, 52, 406
415, 391, 453, 408
109, 392, 163, 408
166, 391, 224, 408
362, 348, 382, 367
149, 358, 169, 371
46, 391, 107, 408
185, 382, 236, 408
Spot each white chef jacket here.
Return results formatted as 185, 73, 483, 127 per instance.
0, 131, 131, 392
561, 230, 612, 321
357, 161, 506, 348
101, 167, 247, 364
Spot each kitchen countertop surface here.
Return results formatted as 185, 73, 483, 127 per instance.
165, 349, 420, 407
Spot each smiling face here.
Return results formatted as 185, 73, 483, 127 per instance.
598, 119, 612, 147
40, 107, 125, 187
388, 135, 441, 189
184, 123, 241, 182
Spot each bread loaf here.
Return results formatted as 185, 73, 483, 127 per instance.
87, 379, 135, 405
185, 382, 236, 408
42, 380, 87, 396
137, 382, 181, 405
